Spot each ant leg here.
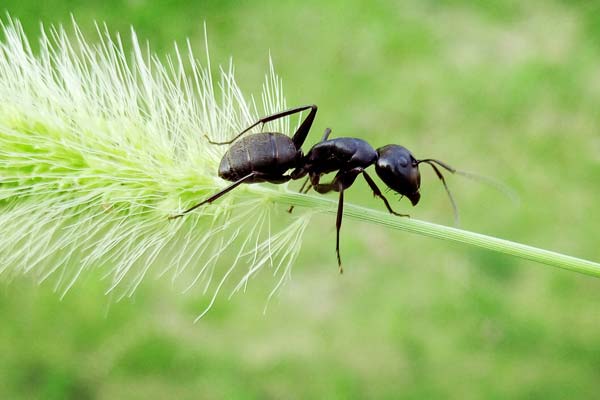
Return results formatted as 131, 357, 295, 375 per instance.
287, 177, 312, 213
423, 162, 459, 225
311, 169, 353, 194
335, 184, 345, 274
308, 171, 345, 273
321, 127, 332, 141
168, 172, 256, 219
291, 105, 318, 149
362, 171, 409, 217
207, 105, 317, 145
299, 177, 311, 194
302, 181, 312, 193
312, 181, 336, 194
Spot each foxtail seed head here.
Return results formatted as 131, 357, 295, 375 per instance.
0, 17, 310, 318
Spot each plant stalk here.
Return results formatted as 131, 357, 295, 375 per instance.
262, 188, 600, 277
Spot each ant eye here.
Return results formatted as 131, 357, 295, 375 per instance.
399, 156, 408, 167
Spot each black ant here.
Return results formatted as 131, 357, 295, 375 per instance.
170, 105, 459, 273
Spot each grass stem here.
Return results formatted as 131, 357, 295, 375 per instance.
265, 188, 600, 277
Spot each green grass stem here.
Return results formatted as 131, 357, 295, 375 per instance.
264, 188, 600, 277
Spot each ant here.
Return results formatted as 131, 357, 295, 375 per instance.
170, 105, 458, 273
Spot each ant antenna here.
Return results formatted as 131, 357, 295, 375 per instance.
418, 159, 460, 225
421, 159, 519, 205
419, 158, 456, 173
454, 170, 519, 205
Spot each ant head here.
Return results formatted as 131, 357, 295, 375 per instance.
375, 145, 421, 206
375, 145, 459, 218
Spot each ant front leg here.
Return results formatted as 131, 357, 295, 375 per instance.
362, 171, 409, 217
207, 105, 318, 146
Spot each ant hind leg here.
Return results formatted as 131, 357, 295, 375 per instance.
169, 172, 257, 219
207, 105, 318, 146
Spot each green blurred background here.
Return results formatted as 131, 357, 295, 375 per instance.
1, 0, 600, 398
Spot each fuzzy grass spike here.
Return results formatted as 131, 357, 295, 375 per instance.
0, 18, 311, 315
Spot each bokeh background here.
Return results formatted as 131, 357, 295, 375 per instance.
1, 0, 600, 398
